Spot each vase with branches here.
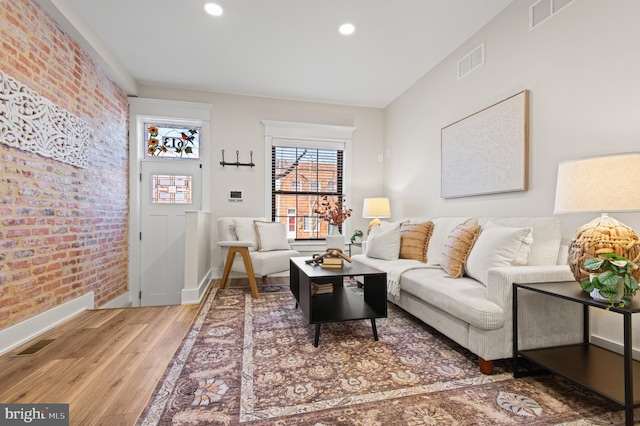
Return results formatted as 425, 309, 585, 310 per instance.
313, 195, 352, 227
313, 195, 352, 248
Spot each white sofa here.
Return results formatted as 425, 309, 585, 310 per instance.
351, 216, 584, 374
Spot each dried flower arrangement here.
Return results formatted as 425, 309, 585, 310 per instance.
313, 195, 352, 226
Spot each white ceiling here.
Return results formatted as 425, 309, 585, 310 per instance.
42, 0, 513, 108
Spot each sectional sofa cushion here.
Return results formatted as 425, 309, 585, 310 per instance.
400, 268, 505, 330
399, 221, 434, 262
441, 221, 480, 278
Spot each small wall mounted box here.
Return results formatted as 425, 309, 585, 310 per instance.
229, 190, 243, 201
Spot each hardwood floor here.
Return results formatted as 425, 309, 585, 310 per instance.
0, 299, 200, 425
0, 277, 288, 425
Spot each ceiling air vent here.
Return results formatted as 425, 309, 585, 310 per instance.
457, 42, 485, 80
530, 0, 579, 31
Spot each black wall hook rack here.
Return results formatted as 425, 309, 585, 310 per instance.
220, 149, 255, 168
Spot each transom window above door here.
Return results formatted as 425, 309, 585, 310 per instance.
145, 123, 201, 160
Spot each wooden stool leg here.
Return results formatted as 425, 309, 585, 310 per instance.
219, 248, 236, 289
238, 247, 260, 299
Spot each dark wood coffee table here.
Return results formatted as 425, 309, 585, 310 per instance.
289, 257, 387, 346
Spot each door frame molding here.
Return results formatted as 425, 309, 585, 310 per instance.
128, 98, 212, 306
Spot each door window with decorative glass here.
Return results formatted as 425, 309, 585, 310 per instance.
145, 123, 201, 159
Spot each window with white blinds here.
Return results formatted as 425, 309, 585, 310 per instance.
272, 146, 344, 240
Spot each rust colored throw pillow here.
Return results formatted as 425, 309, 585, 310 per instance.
399, 221, 434, 262
441, 221, 481, 278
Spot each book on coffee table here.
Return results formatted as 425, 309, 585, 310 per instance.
321, 257, 343, 269
311, 282, 333, 295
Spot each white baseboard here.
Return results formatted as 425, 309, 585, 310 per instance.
0, 292, 94, 356
100, 291, 131, 309
181, 270, 213, 304
591, 334, 640, 361
211, 267, 224, 279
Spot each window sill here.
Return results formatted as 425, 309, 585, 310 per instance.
290, 241, 327, 253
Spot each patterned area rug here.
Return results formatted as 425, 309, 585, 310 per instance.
137, 283, 634, 425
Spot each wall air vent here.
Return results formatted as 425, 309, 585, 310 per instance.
530, 0, 579, 31
457, 42, 485, 80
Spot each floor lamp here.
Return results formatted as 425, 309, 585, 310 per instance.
553, 152, 640, 282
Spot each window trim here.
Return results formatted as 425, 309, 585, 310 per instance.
262, 120, 355, 244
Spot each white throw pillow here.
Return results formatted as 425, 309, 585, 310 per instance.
465, 221, 534, 285
365, 222, 401, 260
254, 221, 290, 252
490, 217, 560, 266
233, 218, 263, 251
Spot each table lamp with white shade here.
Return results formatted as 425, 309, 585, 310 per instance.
553, 152, 640, 282
363, 197, 391, 233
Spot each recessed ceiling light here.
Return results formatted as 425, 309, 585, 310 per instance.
339, 23, 355, 36
204, 3, 223, 16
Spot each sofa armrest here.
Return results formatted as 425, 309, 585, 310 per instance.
486, 264, 575, 308
557, 244, 569, 265
217, 241, 255, 248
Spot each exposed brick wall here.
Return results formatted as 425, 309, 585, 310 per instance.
0, 0, 129, 329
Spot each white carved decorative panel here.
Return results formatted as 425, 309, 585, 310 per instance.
0, 69, 89, 168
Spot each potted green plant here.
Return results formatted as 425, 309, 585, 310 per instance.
579, 253, 639, 309
350, 229, 363, 244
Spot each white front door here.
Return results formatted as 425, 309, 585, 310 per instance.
140, 160, 201, 306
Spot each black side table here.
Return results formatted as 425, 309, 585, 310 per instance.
513, 281, 640, 426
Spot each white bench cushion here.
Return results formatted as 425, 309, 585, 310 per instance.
401, 269, 504, 331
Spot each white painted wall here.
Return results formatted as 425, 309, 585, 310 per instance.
135, 87, 384, 270
384, 0, 640, 351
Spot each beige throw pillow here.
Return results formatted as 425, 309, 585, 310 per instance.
441, 221, 480, 278
399, 221, 434, 263
254, 221, 291, 252
426, 217, 474, 267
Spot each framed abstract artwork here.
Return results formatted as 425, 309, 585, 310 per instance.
441, 90, 529, 198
